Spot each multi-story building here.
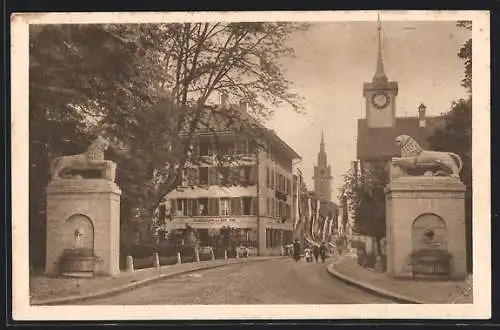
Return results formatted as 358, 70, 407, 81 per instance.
163, 97, 300, 256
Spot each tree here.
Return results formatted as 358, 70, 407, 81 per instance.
340, 161, 389, 256
457, 21, 472, 93
29, 22, 308, 271
427, 21, 472, 272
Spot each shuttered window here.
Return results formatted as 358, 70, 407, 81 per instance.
231, 198, 241, 215
208, 167, 218, 185
208, 198, 219, 216
170, 199, 177, 215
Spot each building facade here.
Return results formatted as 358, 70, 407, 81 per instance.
312, 132, 333, 202
163, 99, 300, 256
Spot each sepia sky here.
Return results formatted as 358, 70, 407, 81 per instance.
266, 20, 471, 201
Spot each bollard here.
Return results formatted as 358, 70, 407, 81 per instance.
224, 249, 228, 260
153, 252, 160, 268
211, 249, 215, 261
177, 252, 182, 264
195, 247, 200, 263
126, 255, 134, 272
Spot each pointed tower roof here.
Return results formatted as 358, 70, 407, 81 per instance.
320, 129, 325, 151
373, 14, 388, 83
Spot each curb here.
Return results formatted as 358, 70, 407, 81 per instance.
32, 256, 285, 306
325, 259, 424, 304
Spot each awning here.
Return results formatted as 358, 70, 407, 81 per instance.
165, 185, 257, 199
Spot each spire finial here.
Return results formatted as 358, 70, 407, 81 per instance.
374, 13, 388, 82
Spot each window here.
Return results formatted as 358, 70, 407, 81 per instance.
198, 142, 211, 156
220, 198, 231, 216
266, 168, 270, 188
242, 166, 251, 184
177, 199, 188, 216
270, 199, 275, 218
267, 198, 271, 216
242, 197, 252, 215
235, 137, 248, 154
218, 167, 231, 185
271, 170, 275, 189
199, 167, 209, 185
198, 198, 208, 216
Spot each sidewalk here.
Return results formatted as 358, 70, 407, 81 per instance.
327, 255, 473, 304
31, 256, 281, 305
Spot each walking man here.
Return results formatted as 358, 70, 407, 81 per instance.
319, 242, 327, 264
293, 239, 301, 262
313, 244, 320, 263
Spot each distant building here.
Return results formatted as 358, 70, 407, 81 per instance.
163, 96, 300, 256
313, 132, 333, 202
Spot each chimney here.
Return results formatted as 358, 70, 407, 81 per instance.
220, 93, 228, 107
418, 103, 426, 128
239, 99, 247, 112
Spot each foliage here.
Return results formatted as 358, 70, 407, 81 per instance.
426, 22, 472, 272
29, 22, 308, 270
456, 21, 472, 93
340, 161, 389, 239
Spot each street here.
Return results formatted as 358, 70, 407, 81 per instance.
79, 258, 394, 305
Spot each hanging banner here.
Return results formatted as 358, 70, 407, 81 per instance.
322, 216, 329, 242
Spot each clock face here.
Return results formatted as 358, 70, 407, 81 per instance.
370, 91, 390, 109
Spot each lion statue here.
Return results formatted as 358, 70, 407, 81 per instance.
391, 134, 463, 178
50, 136, 116, 181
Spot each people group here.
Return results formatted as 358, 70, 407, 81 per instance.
292, 239, 329, 263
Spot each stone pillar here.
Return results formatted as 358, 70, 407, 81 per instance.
153, 252, 160, 268
194, 247, 200, 263
126, 256, 134, 272
385, 176, 467, 280
45, 179, 121, 276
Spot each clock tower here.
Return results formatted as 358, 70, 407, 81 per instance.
363, 15, 398, 128
313, 131, 333, 201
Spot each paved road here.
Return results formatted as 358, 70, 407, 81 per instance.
80, 258, 394, 304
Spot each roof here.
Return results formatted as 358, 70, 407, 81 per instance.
197, 105, 301, 160
356, 116, 443, 160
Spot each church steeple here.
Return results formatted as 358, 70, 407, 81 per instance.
373, 13, 388, 83
320, 130, 325, 152
313, 132, 332, 201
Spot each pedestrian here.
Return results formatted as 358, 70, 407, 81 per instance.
293, 239, 301, 262
320, 242, 327, 263
313, 245, 319, 262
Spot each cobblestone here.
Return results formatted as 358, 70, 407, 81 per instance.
78, 258, 393, 305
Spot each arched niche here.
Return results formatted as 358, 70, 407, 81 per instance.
411, 213, 447, 251
63, 214, 95, 251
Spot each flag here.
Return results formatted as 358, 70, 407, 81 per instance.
294, 169, 302, 231
322, 216, 329, 242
